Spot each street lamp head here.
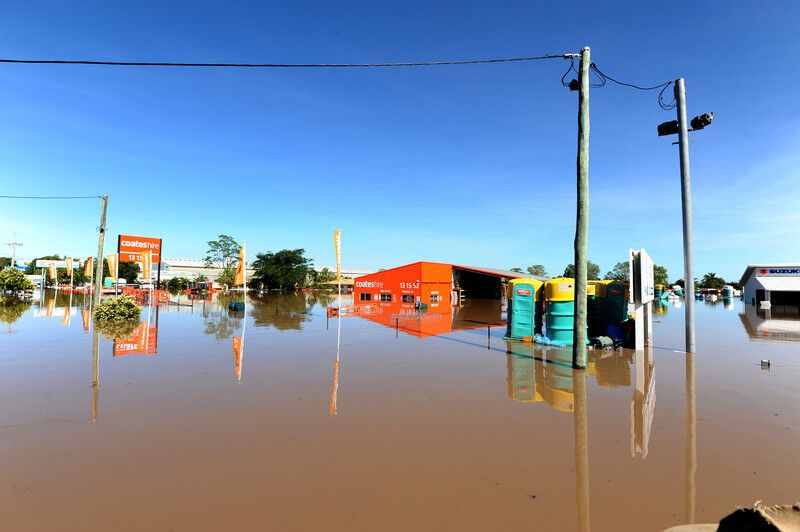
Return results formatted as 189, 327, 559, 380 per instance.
657, 120, 680, 137
690, 112, 713, 131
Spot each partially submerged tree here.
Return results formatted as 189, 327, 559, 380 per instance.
698, 272, 726, 290
0, 268, 34, 293
205, 234, 242, 287
251, 249, 313, 291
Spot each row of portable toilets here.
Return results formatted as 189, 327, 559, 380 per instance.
505, 278, 630, 345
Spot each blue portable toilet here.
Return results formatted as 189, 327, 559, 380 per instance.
506, 278, 544, 339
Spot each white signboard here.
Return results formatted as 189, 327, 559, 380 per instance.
629, 248, 655, 305
35, 259, 83, 268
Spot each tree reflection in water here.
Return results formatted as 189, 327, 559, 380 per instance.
248, 292, 336, 331
0, 297, 31, 331
203, 292, 243, 341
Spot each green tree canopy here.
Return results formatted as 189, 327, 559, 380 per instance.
251, 249, 313, 291
102, 260, 140, 284
654, 265, 669, 286
509, 267, 524, 274
604, 261, 628, 282
526, 264, 548, 278
0, 257, 11, 268
205, 235, 241, 287
564, 261, 600, 280
698, 272, 726, 290
0, 268, 35, 293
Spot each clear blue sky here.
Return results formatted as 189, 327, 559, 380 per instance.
1, 0, 799, 282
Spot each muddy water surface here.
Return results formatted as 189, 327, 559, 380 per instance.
1, 292, 798, 531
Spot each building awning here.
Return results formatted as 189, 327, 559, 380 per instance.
756, 276, 800, 291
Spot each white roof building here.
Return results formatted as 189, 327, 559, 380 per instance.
739, 264, 800, 314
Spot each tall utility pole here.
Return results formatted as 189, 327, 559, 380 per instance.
572, 46, 591, 369
675, 79, 696, 353
5, 242, 23, 267
93, 195, 108, 308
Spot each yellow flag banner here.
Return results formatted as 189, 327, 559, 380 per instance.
234, 243, 246, 287
83, 256, 93, 277
140, 250, 152, 280
65, 258, 73, 277
106, 254, 118, 278
61, 307, 71, 326
48, 263, 57, 280
232, 336, 243, 381
334, 230, 341, 282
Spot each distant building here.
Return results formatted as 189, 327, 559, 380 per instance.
158, 258, 253, 282
739, 264, 800, 314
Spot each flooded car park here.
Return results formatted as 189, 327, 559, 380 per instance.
1, 291, 798, 530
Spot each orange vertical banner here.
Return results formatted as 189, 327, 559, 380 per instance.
65, 258, 73, 277
82, 307, 91, 332
106, 254, 118, 279
232, 336, 243, 381
48, 262, 57, 280
140, 249, 152, 280
234, 243, 246, 287
83, 256, 94, 277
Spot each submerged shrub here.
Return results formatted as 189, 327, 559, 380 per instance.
93, 295, 141, 321
0, 269, 35, 293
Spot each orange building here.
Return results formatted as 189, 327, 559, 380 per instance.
353, 261, 521, 306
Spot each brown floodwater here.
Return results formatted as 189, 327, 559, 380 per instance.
1, 291, 798, 531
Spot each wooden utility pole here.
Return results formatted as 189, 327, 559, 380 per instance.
92, 195, 108, 308
572, 46, 590, 369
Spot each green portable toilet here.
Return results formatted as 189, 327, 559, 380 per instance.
603, 282, 629, 325
544, 278, 588, 346
506, 278, 543, 339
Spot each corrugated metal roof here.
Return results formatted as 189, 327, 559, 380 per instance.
754, 276, 800, 291
452, 265, 523, 278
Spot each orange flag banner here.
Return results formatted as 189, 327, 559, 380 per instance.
106, 254, 118, 278
83, 256, 94, 277
82, 307, 91, 332
140, 250, 152, 280
65, 258, 73, 277
232, 336, 243, 381
234, 243, 246, 287
48, 262, 57, 280
329, 359, 340, 416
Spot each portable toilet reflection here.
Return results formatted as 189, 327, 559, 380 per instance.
506, 278, 544, 339
544, 278, 589, 345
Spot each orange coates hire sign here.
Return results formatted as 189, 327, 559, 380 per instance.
118, 235, 162, 263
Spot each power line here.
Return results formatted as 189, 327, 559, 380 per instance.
590, 62, 676, 110
0, 54, 574, 69
0, 195, 101, 199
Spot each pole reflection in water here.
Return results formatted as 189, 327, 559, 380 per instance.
91, 328, 100, 422
685, 351, 696, 524
232, 302, 246, 383
573, 367, 590, 532
330, 292, 342, 416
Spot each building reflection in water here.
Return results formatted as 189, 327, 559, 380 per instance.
355, 299, 504, 339
739, 303, 800, 342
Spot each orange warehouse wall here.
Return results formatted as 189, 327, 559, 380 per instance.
353, 262, 453, 306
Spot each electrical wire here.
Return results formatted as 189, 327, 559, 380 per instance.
0, 195, 101, 199
0, 54, 573, 69
590, 62, 676, 110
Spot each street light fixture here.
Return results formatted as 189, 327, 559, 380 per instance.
658, 79, 713, 354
